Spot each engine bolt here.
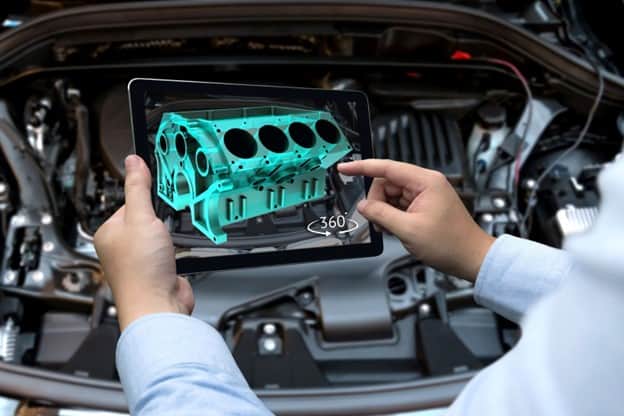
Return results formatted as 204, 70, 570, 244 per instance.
262, 338, 277, 353
297, 290, 314, 306
524, 178, 537, 190
263, 323, 277, 335
41, 213, 53, 225
492, 197, 506, 209
32, 271, 44, 283
481, 213, 494, 223
419, 303, 431, 317
4, 271, 17, 284
107, 306, 118, 318
42, 242, 55, 252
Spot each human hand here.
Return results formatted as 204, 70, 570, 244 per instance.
94, 155, 194, 330
338, 159, 494, 281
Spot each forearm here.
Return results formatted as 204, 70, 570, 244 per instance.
116, 313, 272, 415
473, 234, 572, 323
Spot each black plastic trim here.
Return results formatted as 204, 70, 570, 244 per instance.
0, 360, 475, 414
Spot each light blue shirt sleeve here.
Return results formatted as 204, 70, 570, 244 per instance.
473, 234, 572, 323
116, 313, 273, 416
449, 156, 624, 415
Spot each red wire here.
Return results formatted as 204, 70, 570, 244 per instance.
482, 58, 532, 187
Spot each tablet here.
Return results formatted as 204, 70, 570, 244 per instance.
128, 78, 382, 273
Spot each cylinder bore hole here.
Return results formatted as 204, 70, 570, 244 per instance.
196, 150, 209, 176
259, 125, 289, 153
288, 122, 316, 148
224, 128, 258, 159
175, 133, 187, 158
158, 135, 168, 153
315, 119, 341, 144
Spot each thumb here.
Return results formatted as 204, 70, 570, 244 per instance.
175, 276, 195, 315
357, 199, 412, 240
124, 155, 156, 223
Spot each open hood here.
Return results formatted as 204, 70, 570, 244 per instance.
3, 0, 624, 74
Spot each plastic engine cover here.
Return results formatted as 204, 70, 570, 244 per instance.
154, 106, 352, 244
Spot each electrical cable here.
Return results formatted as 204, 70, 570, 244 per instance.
474, 58, 533, 199
520, 57, 605, 233
483, 59, 534, 189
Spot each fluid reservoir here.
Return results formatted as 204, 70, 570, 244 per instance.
467, 103, 509, 189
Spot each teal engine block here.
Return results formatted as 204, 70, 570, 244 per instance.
154, 105, 352, 244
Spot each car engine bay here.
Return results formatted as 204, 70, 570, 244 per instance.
0, 0, 622, 414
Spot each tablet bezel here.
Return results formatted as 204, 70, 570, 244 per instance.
128, 78, 382, 273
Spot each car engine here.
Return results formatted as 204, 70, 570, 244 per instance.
0, 0, 622, 414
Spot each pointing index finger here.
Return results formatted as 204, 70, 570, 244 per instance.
338, 159, 431, 188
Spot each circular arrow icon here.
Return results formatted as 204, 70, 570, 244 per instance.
306, 219, 331, 237
338, 219, 359, 235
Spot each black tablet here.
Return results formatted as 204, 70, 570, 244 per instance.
128, 78, 382, 273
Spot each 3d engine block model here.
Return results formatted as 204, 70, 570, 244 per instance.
154, 105, 352, 244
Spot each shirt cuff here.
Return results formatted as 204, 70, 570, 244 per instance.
116, 313, 247, 412
474, 234, 571, 323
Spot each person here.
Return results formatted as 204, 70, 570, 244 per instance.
95, 154, 624, 416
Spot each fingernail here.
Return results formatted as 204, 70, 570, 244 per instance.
357, 199, 368, 211
125, 155, 140, 170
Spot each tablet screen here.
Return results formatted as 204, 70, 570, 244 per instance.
129, 79, 382, 272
